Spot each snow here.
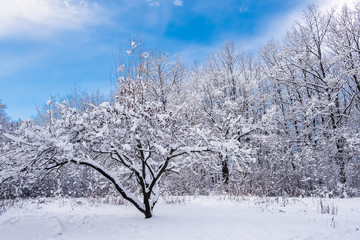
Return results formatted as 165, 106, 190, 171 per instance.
122, 144, 131, 151
153, 143, 167, 155
3, 133, 34, 146
142, 51, 149, 58
0, 196, 359, 240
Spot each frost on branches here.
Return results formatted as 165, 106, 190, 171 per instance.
1, 100, 206, 218
1, 86, 215, 218
0, 43, 254, 216
0, 40, 220, 218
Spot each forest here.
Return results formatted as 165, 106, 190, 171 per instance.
1, 4, 359, 219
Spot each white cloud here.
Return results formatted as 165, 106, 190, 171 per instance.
239, 7, 249, 13
314, 0, 357, 11
146, 0, 160, 7
0, 0, 104, 39
173, 0, 183, 7
236, 0, 357, 51
236, 7, 303, 51
238, 3, 249, 13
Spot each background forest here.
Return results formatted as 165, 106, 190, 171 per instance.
1, 4, 360, 214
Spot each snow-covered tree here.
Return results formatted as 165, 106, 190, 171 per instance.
34, 88, 108, 126
0, 100, 9, 133
256, 4, 360, 196
1, 88, 212, 218
188, 42, 258, 189
0, 42, 212, 218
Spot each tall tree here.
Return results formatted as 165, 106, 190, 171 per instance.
0, 42, 210, 218
190, 41, 257, 187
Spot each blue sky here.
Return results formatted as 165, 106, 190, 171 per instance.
0, 0, 353, 120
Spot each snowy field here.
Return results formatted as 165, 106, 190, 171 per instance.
0, 196, 359, 240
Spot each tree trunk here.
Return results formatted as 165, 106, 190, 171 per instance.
143, 192, 152, 219
222, 157, 229, 184
336, 137, 346, 185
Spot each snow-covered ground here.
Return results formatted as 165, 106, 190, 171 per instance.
0, 196, 359, 240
